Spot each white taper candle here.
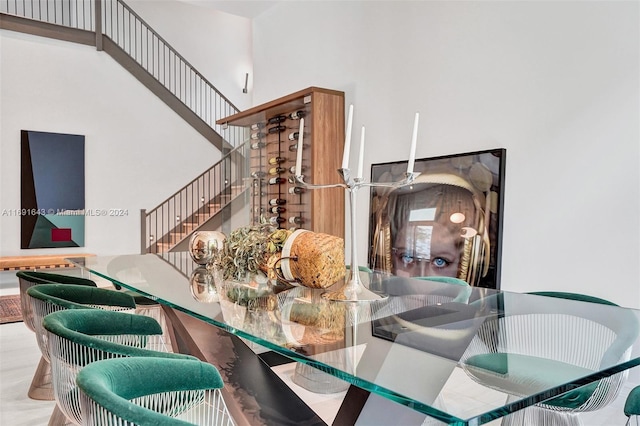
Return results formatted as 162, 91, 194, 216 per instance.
407, 112, 419, 174
295, 118, 305, 176
342, 104, 354, 170
357, 126, 365, 179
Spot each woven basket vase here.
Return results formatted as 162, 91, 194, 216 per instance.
281, 230, 346, 289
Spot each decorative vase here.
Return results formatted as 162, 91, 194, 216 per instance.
188, 231, 225, 265
189, 267, 218, 303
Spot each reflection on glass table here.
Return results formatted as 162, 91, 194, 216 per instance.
67, 253, 640, 425
460, 291, 639, 426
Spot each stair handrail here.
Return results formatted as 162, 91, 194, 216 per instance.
101, 0, 241, 146
1, 0, 242, 147
143, 138, 250, 253
1, 0, 251, 252
148, 140, 248, 214
106, 0, 229, 105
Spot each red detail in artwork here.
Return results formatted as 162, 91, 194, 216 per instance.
51, 228, 72, 242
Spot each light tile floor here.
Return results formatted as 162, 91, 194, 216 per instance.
0, 270, 637, 425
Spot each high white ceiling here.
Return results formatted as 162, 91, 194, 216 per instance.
178, 0, 278, 18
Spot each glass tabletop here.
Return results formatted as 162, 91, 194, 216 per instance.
68, 253, 640, 425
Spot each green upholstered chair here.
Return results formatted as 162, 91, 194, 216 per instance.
27, 284, 139, 425
28, 284, 139, 361
20, 270, 173, 351
76, 357, 234, 425
43, 308, 195, 426
625, 385, 640, 426
17, 271, 97, 401
371, 275, 473, 321
460, 291, 639, 426
17, 271, 97, 332
414, 276, 472, 304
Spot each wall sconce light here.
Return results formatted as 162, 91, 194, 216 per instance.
242, 73, 249, 94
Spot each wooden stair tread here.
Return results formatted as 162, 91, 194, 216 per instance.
153, 185, 249, 253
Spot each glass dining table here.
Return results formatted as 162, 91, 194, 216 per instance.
68, 253, 640, 425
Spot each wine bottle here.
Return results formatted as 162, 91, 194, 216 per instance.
289, 186, 306, 195
289, 216, 304, 225
251, 171, 267, 179
267, 115, 287, 125
250, 122, 266, 131
268, 156, 285, 165
269, 167, 286, 175
287, 176, 297, 184
289, 110, 306, 120
250, 141, 266, 150
287, 131, 300, 141
268, 177, 286, 185
250, 132, 266, 140
268, 125, 287, 134
270, 206, 286, 214
289, 143, 307, 152
269, 216, 286, 225
269, 198, 286, 206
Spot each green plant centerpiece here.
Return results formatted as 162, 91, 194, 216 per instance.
212, 223, 292, 307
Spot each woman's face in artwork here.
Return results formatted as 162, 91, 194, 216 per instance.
390, 183, 479, 280
392, 221, 463, 278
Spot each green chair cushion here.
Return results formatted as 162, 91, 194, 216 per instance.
526, 291, 617, 306
18, 271, 158, 306
17, 271, 97, 287
76, 357, 223, 425
465, 353, 600, 409
43, 309, 193, 361
625, 386, 640, 417
27, 284, 136, 310
415, 276, 472, 303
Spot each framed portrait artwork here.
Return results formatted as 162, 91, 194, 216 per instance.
367, 148, 506, 289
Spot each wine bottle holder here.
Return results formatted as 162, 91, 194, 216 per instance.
247, 105, 313, 230
219, 87, 344, 240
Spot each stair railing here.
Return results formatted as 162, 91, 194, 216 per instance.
101, 0, 242, 146
1, 0, 243, 148
143, 139, 250, 254
1, 0, 95, 30
2, 0, 251, 252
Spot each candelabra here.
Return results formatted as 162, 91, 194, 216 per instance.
293, 168, 419, 302
292, 108, 420, 303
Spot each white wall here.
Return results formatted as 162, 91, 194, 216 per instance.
252, 1, 640, 307
1, 1, 637, 309
0, 32, 220, 256
126, 0, 254, 110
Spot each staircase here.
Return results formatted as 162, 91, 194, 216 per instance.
1, 0, 250, 253
144, 143, 250, 254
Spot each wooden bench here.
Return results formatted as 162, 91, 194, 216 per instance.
0, 254, 96, 271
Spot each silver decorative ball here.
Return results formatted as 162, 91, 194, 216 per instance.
189, 267, 218, 303
188, 231, 226, 265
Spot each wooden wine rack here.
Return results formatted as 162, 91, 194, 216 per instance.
217, 87, 345, 239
